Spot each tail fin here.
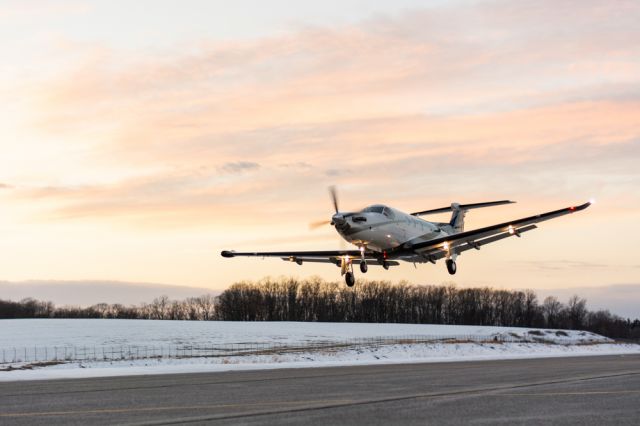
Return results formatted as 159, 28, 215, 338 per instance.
411, 200, 515, 233
449, 203, 466, 232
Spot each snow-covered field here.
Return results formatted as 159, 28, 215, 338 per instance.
0, 319, 612, 347
1, 319, 638, 382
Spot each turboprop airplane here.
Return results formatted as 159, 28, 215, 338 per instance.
221, 187, 592, 287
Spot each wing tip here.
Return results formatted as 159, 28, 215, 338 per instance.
221, 250, 236, 258
569, 201, 592, 212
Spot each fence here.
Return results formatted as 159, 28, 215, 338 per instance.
0, 333, 603, 365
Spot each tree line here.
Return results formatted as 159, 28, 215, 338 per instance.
1, 278, 639, 339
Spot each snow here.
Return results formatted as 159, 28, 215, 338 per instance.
0, 319, 609, 348
1, 319, 637, 382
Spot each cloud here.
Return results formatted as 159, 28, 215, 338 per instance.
218, 161, 261, 174
325, 168, 352, 177
0, 183, 12, 190
512, 259, 610, 271
278, 162, 313, 170
536, 283, 640, 319
5, 0, 639, 228
0, 280, 215, 306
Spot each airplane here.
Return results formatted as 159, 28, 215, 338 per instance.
221, 187, 592, 287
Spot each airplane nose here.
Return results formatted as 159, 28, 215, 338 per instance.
331, 213, 350, 230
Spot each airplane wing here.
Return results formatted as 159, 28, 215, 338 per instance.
221, 249, 400, 266
390, 201, 592, 260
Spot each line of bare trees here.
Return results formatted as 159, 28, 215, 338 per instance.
1, 278, 639, 339
214, 278, 638, 338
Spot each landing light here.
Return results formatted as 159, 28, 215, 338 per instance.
443, 241, 449, 250
508, 225, 515, 235
589, 198, 596, 205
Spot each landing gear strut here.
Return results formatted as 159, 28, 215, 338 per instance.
446, 259, 457, 275
345, 272, 355, 287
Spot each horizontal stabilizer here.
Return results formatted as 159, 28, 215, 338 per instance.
411, 200, 515, 216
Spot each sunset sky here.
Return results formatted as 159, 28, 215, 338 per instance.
1, 0, 639, 307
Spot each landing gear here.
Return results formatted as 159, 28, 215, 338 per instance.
345, 272, 355, 287
359, 261, 368, 273
446, 259, 457, 275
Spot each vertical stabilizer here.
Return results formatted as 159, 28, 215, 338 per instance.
449, 203, 467, 233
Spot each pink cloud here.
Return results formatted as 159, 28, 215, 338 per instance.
6, 0, 638, 229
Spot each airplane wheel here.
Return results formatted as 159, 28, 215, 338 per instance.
382, 260, 389, 270
345, 272, 355, 287
360, 262, 368, 273
446, 259, 457, 275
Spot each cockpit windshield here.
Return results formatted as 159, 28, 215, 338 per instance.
363, 205, 385, 213
363, 205, 395, 218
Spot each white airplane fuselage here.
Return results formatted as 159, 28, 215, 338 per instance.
333, 205, 452, 254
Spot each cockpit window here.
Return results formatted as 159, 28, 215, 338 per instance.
382, 207, 395, 219
363, 205, 385, 213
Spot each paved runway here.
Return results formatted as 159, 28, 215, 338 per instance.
0, 355, 639, 425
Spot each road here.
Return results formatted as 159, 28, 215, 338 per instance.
0, 355, 639, 425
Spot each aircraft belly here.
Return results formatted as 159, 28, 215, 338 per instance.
346, 226, 400, 251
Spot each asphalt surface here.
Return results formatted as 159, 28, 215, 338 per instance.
0, 355, 639, 425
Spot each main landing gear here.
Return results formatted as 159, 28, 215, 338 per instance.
344, 261, 367, 287
446, 259, 457, 275
345, 271, 355, 287
342, 248, 369, 287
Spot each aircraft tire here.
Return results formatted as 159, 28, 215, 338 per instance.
446, 259, 457, 275
360, 262, 368, 273
345, 272, 355, 287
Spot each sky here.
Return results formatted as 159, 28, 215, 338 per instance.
1, 0, 639, 311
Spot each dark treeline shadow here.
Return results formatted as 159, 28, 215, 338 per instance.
1, 278, 639, 339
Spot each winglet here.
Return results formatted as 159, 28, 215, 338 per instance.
570, 201, 592, 212
221, 250, 236, 258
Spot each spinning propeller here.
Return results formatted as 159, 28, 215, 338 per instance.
309, 186, 359, 230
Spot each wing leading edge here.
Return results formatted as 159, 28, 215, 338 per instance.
221, 249, 400, 266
